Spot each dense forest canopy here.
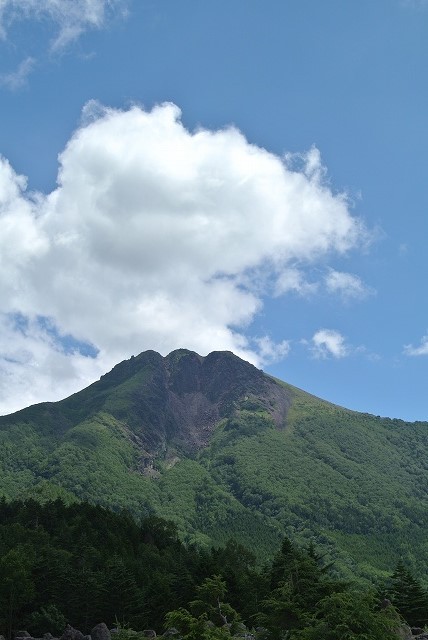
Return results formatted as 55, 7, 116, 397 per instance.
1, 499, 427, 639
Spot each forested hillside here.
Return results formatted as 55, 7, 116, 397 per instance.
0, 349, 427, 583
2, 499, 427, 640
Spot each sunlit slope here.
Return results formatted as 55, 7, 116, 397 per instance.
0, 349, 427, 581
200, 383, 428, 580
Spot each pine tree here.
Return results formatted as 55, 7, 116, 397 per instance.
388, 560, 428, 627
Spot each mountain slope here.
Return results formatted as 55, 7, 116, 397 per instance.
0, 349, 427, 582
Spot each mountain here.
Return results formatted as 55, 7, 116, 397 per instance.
0, 348, 428, 583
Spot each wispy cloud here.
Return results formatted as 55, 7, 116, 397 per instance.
403, 335, 428, 356
401, 0, 428, 8
274, 267, 374, 302
324, 269, 375, 301
253, 336, 290, 365
274, 268, 319, 297
0, 56, 35, 90
0, 0, 128, 50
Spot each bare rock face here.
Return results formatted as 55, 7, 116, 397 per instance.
90, 624, 110, 640
109, 349, 292, 457
60, 626, 85, 640
162, 630, 179, 638
1, 348, 291, 468
395, 624, 413, 640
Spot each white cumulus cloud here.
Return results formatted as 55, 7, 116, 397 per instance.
0, 312, 102, 411
0, 101, 368, 414
310, 329, 349, 359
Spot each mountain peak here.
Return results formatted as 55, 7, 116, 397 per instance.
0, 346, 291, 481
52, 348, 290, 456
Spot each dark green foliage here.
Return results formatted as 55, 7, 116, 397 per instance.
164, 608, 232, 640
27, 605, 67, 637
0, 544, 35, 639
0, 499, 197, 636
386, 560, 428, 627
0, 498, 419, 640
291, 590, 400, 640
166, 573, 255, 639
189, 575, 240, 629
205, 539, 264, 621
259, 537, 345, 636
0, 499, 269, 637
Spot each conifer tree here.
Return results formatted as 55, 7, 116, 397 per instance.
261, 536, 344, 635
388, 560, 428, 627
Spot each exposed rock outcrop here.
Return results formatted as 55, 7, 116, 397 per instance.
90, 624, 110, 640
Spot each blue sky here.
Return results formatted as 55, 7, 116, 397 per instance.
0, 0, 428, 420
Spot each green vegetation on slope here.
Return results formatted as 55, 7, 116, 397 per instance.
0, 350, 427, 584
200, 383, 428, 580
